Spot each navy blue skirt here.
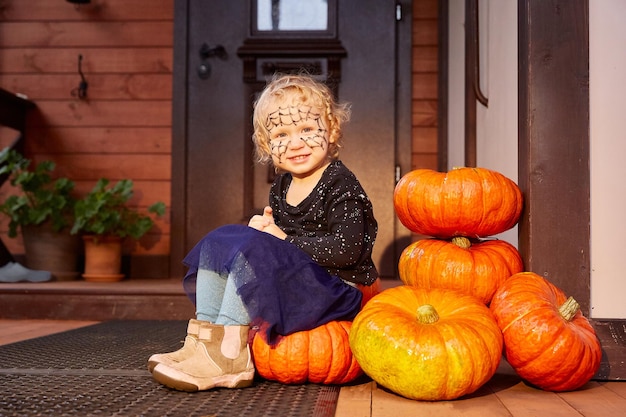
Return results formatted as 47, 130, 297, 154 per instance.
182, 224, 362, 343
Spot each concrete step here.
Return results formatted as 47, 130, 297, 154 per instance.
0, 279, 195, 320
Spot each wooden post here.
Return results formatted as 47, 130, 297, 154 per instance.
517, 0, 590, 312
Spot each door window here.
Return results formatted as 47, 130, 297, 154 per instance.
252, 0, 336, 37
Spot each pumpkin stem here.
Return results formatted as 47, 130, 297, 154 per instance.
558, 296, 580, 321
451, 236, 471, 249
416, 304, 439, 324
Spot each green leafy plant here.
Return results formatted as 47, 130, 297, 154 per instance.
0, 148, 76, 237
71, 178, 166, 240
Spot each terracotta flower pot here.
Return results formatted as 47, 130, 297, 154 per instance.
82, 235, 125, 282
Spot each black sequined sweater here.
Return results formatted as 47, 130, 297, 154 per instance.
269, 160, 379, 286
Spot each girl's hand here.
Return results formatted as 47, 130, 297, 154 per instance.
248, 206, 275, 230
248, 206, 287, 239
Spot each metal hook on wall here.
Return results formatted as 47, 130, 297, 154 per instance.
71, 54, 88, 100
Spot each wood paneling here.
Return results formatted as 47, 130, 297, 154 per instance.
28, 101, 172, 127
411, 153, 438, 171
33, 154, 171, 179
0, 22, 173, 47
413, 20, 439, 46
412, 46, 438, 72
412, 0, 439, 171
411, 127, 438, 153
0, 0, 173, 277
412, 73, 438, 99
0, 48, 173, 73
414, 0, 439, 18
0, 0, 174, 21
25, 127, 171, 154
0, 74, 173, 100
412, 100, 438, 126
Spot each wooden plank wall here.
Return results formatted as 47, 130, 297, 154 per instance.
0, 0, 439, 277
412, 0, 439, 171
0, 0, 173, 275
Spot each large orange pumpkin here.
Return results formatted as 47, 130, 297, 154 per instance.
251, 320, 362, 385
349, 286, 502, 401
393, 167, 523, 238
398, 236, 523, 304
490, 272, 602, 391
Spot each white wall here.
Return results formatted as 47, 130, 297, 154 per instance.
589, 0, 626, 319
448, 0, 519, 247
447, 0, 465, 169
475, 0, 518, 246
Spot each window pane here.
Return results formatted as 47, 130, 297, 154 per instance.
256, 0, 328, 31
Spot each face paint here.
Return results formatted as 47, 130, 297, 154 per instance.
265, 105, 329, 164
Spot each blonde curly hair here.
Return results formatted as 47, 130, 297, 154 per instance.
252, 73, 351, 165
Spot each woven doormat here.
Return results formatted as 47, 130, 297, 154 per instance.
0, 320, 340, 417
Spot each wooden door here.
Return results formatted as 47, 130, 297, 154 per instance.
171, 1, 412, 278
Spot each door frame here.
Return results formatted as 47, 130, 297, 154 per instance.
170, 0, 191, 277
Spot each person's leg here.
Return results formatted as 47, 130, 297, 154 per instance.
147, 319, 202, 372
151, 322, 254, 391
214, 273, 250, 325
195, 268, 227, 322
147, 268, 227, 372
151, 257, 255, 391
152, 277, 254, 391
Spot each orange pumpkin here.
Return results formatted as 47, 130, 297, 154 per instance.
490, 272, 602, 391
398, 236, 523, 304
349, 286, 502, 401
356, 277, 381, 308
251, 320, 362, 385
393, 167, 523, 238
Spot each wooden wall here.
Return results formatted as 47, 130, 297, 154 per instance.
0, 0, 174, 274
0, 0, 438, 277
412, 0, 439, 171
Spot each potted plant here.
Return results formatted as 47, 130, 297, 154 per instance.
0, 148, 81, 281
71, 178, 166, 282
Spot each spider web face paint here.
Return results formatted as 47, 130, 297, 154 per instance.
266, 105, 329, 164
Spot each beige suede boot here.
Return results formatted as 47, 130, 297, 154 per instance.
147, 319, 202, 372
151, 323, 255, 392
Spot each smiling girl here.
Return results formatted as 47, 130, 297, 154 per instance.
148, 73, 379, 392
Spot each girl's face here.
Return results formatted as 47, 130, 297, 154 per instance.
265, 101, 333, 180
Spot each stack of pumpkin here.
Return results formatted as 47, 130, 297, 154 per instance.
393, 167, 525, 306
349, 167, 602, 401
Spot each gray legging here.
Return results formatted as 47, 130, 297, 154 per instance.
195, 254, 251, 326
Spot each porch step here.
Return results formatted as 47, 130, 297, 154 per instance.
0, 279, 195, 320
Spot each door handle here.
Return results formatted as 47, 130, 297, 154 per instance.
198, 43, 227, 79
200, 44, 227, 60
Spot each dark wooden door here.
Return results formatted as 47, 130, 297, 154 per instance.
171, 1, 412, 278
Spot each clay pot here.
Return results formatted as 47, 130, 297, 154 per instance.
82, 235, 125, 282
22, 223, 82, 281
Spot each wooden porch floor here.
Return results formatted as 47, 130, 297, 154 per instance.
1, 319, 625, 416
